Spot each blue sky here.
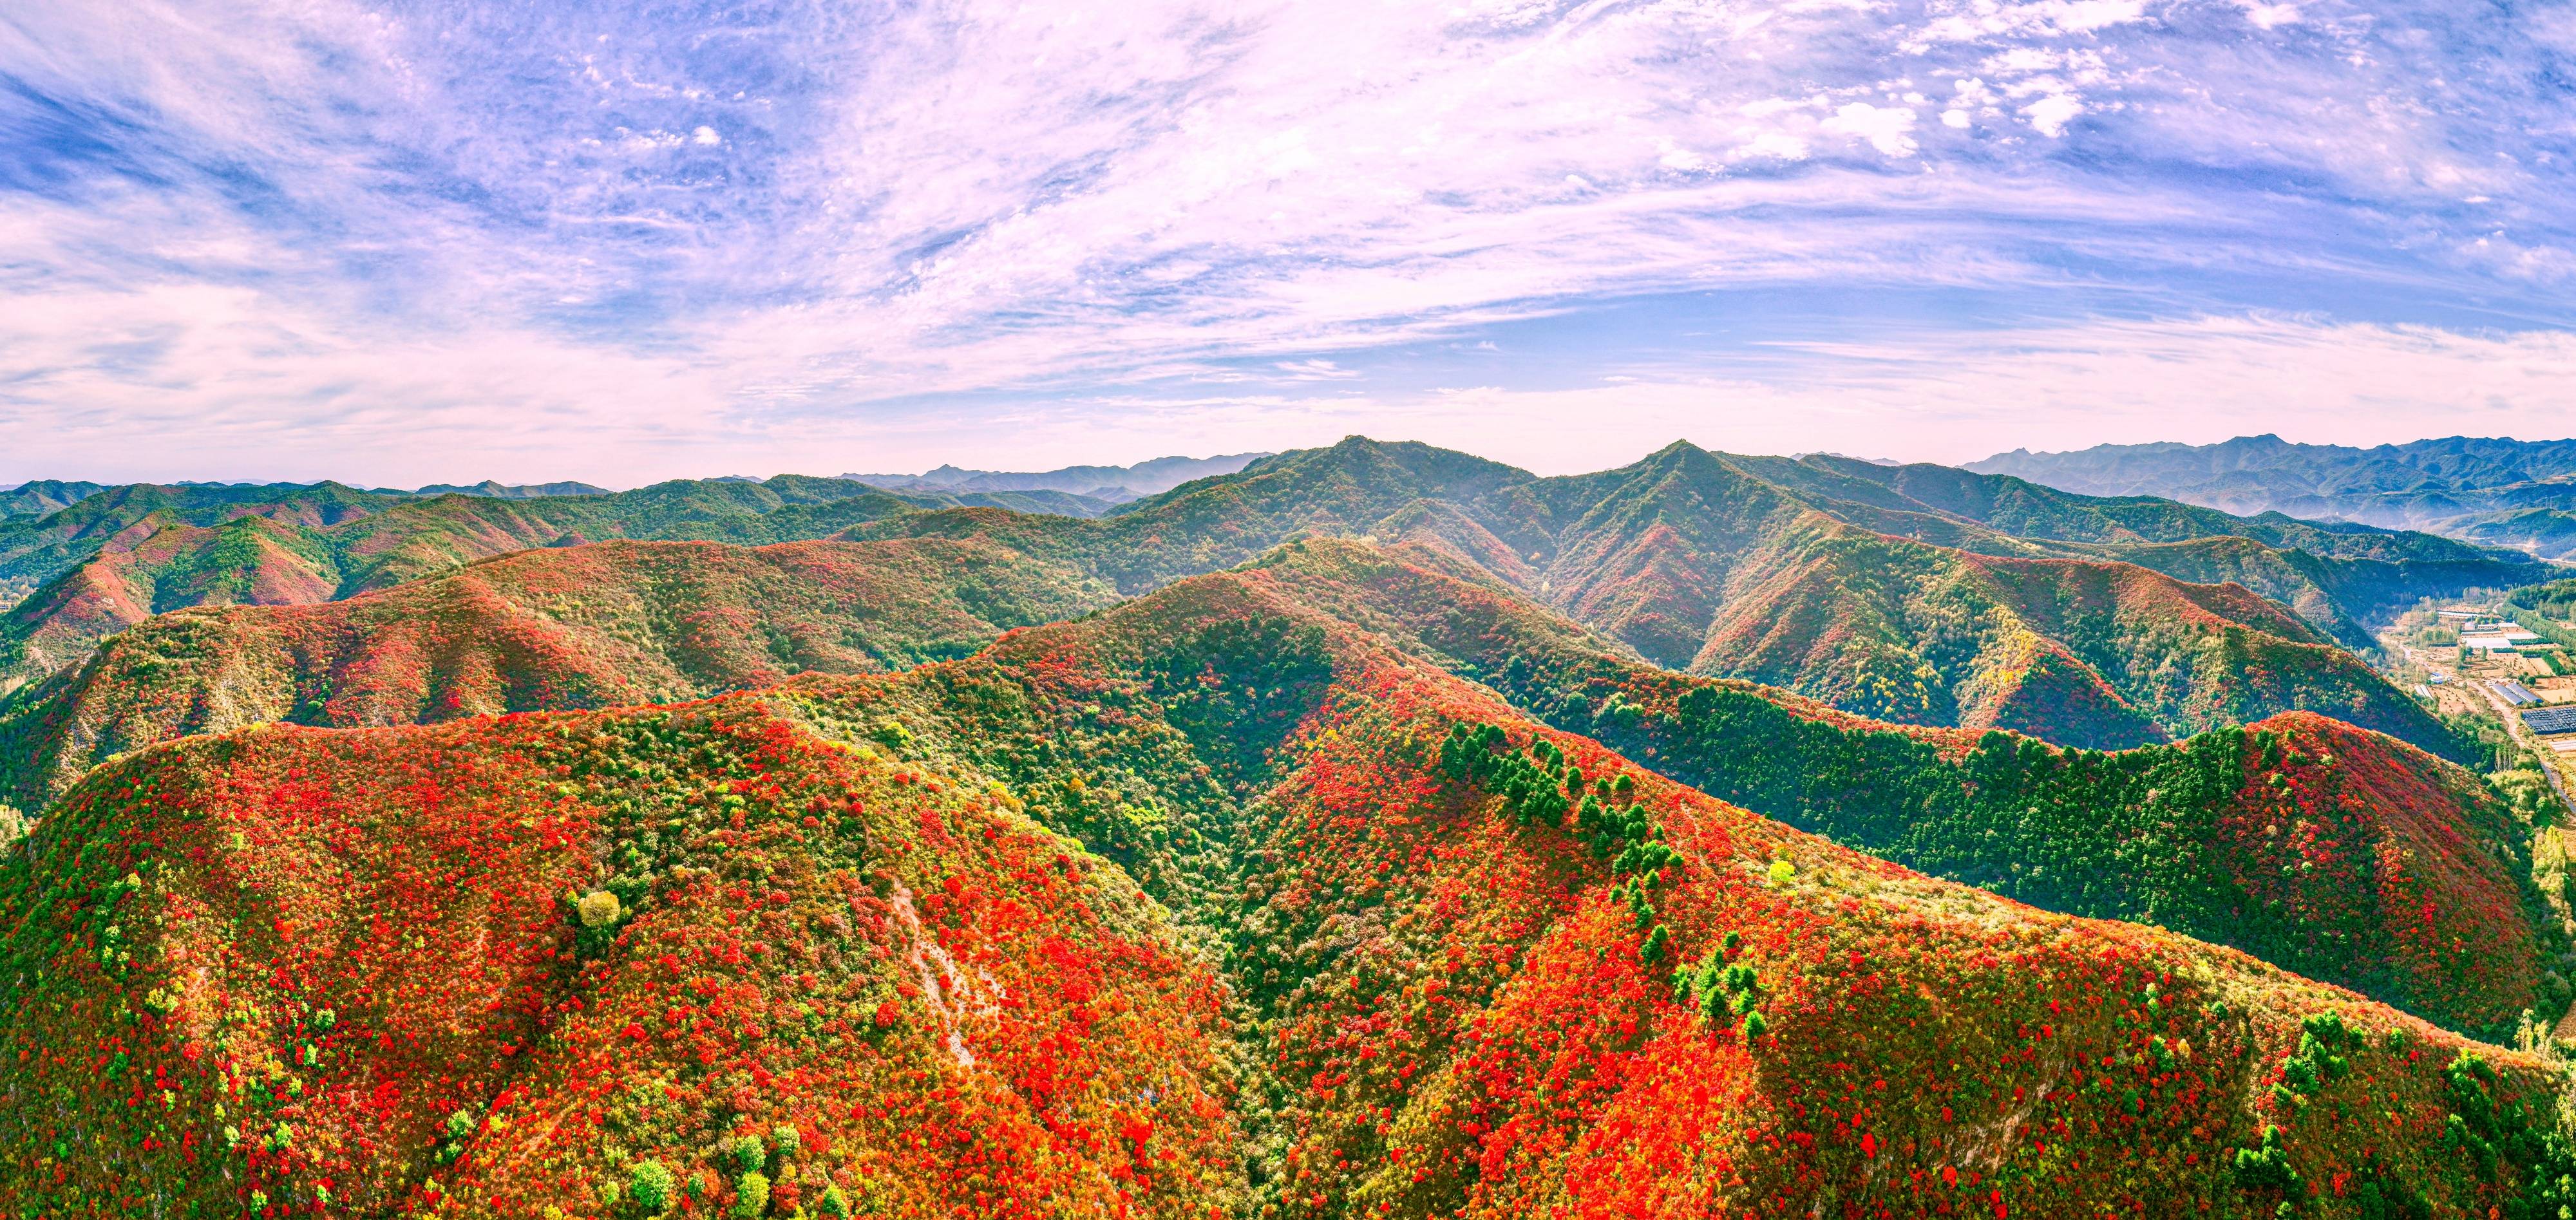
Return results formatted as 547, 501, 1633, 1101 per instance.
4, 0, 2575, 485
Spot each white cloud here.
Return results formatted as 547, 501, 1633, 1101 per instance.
1733, 131, 1812, 160
2236, 2, 2302, 30
2024, 94, 2085, 137
1822, 102, 1918, 156
1273, 359, 1359, 380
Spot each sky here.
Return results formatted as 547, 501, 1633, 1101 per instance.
5, 0, 2576, 487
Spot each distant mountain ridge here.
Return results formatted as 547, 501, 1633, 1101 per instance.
1971, 434, 2576, 558
856, 436, 2528, 753
842, 451, 1271, 501
0, 481, 105, 518
411, 478, 611, 498
1, 476, 608, 518
0, 534, 1122, 806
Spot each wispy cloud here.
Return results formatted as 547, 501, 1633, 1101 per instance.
2, 0, 2573, 483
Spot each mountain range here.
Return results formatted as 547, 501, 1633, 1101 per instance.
855, 438, 2535, 753
1972, 435, 2576, 559
2, 438, 2546, 753
0, 478, 616, 518
3, 437, 2573, 1215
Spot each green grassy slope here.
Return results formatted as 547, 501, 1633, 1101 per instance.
0, 480, 107, 518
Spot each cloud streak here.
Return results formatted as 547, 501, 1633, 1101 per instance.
2, 0, 2573, 483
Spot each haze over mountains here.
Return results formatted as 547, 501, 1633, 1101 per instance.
838, 452, 1271, 503
1974, 435, 2576, 560
5, 436, 2575, 1217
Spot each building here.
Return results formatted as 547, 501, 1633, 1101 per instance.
2463, 628, 2541, 653
2494, 679, 2543, 706
2524, 706, 2576, 737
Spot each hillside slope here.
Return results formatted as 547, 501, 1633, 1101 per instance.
0, 537, 1118, 810
6, 561, 2571, 1216
0, 698, 1235, 1217
1235, 538, 2558, 1035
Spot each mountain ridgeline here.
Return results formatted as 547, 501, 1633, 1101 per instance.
1227, 538, 2564, 1034
839, 451, 1271, 502
0, 536, 1122, 807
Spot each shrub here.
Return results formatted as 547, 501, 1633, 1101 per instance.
578, 889, 623, 928
733, 1171, 770, 1217
2233, 1125, 2299, 1192
629, 1161, 676, 1214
